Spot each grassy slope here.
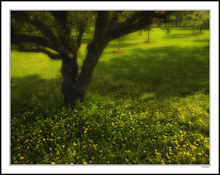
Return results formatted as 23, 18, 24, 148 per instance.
11, 27, 209, 164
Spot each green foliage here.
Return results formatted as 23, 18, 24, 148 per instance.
169, 15, 176, 22
11, 27, 209, 164
161, 26, 171, 34
183, 11, 209, 27
68, 11, 95, 32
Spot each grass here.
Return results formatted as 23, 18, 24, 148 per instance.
11, 26, 209, 164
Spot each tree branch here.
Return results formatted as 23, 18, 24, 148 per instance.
76, 29, 84, 49
11, 12, 65, 53
11, 33, 56, 50
151, 11, 174, 19
17, 46, 62, 60
50, 11, 76, 52
51, 11, 70, 33
105, 12, 153, 41
94, 11, 109, 42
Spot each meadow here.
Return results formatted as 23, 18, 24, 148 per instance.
11, 26, 209, 164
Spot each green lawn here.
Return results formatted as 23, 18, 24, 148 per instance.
11, 26, 209, 164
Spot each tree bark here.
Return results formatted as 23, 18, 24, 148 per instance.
61, 53, 79, 106
68, 41, 108, 106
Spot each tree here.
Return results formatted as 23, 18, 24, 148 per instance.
169, 15, 176, 26
183, 11, 209, 35
174, 13, 183, 26
11, 11, 172, 107
195, 11, 209, 32
144, 25, 152, 43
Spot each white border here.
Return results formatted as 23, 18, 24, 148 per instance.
2, 1, 219, 174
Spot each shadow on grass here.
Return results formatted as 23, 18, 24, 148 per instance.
93, 45, 209, 100
193, 39, 209, 43
162, 34, 192, 39
11, 75, 62, 115
11, 45, 209, 122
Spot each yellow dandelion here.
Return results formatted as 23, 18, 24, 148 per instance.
51, 162, 56, 164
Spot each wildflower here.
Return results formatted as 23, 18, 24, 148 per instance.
20, 157, 24, 159
83, 161, 88, 164
51, 162, 56, 164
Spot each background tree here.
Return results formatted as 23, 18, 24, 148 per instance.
144, 25, 152, 43
11, 11, 172, 107
174, 12, 184, 26
169, 15, 176, 26
182, 11, 209, 35
195, 11, 209, 32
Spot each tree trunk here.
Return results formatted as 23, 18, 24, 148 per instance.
193, 26, 194, 35
64, 41, 108, 106
140, 30, 142, 35
148, 29, 150, 42
118, 37, 121, 52
61, 53, 79, 106
200, 25, 202, 33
